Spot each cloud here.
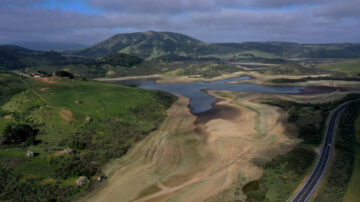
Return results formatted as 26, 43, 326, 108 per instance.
86, 0, 335, 13
314, 0, 360, 19
0, 0, 359, 44
0, 0, 45, 7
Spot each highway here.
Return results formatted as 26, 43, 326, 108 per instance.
291, 99, 360, 202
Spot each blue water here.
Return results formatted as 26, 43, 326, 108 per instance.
113, 76, 305, 113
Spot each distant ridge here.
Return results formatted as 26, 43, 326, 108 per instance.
78, 31, 207, 59
0, 45, 88, 70
7, 41, 88, 51
77, 31, 360, 59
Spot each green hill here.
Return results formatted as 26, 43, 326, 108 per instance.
0, 45, 89, 70
261, 63, 322, 75
319, 58, 360, 75
77, 31, 360, 60
78, 31, 207, 59
101, 52, 143, 67
205, 42, 360, 59
0, 72, 175, 201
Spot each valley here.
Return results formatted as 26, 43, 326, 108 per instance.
1, 31, 360, 202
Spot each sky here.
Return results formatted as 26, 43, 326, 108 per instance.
1, 0, 360, 45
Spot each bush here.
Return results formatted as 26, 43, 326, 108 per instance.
2, 124, 38, 145
69, 128, 93, 150
55, 154, 100, 179
0, 168, 83, 201
55, 70, 74, 79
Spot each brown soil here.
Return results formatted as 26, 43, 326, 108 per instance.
78, 92, 299, 202
3, 115, 13, 119
59, 109, 73, 122
39, 87, 50, 91
40, 77, 57, 84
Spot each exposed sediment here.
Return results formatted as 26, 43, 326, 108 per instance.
79, 91, 300, 202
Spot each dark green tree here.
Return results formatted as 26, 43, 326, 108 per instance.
55, 70, 74, 79
2, 124, 38, 145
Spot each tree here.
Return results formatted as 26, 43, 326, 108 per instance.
55, 70, 74, 79
2, 124, 38, 145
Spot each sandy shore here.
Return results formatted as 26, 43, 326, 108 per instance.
94, 71, 249, 83
96, 71, 360, 94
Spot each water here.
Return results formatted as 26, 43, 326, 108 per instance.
113, 76, 306, 113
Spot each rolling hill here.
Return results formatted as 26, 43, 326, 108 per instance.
77, 31, 360, 60
0, 72, 176, 201
78, 31, 207, 59
0, 45, 88, 70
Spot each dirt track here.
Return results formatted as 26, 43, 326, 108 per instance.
79, 91, 301, 202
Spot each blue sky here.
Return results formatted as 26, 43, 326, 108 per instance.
32, 0, 100, 14
0, 0, 359, 45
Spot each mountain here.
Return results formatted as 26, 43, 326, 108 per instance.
77, 31, 360, 60
0, 45, 89, 70
77, 31, 207, 59
206, 42, 360, 59
101, 52, 143, 67
7, 41, 88, 51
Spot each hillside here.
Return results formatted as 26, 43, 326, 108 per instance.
78, 31, 207, 59
0, 45, 88, 70
261, 63, 322, 75
0, 45, 146, 79
77, 31, 360, 60
204, 42, 360, 59
319, 58, 360, 76
101, 52, 143, 67
0, 72, 175, 201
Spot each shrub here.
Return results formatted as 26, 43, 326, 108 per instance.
69, 129, 93, 150
55, 70, 74, 79
55, 154, 99, 179
2, 124, 38, 145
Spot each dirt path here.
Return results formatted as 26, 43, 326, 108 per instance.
79, 93, 299, 202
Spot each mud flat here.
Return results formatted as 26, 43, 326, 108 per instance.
298, 86, 341, 94
79, 91, 301, 202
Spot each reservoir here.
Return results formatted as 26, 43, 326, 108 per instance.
112, 76, 332, 113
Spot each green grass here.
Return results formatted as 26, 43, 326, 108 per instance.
0, 73, 176, 201
344, 145, 360, 202
356, 116, 360, 144
14, 156, 61, 178
315, 104, 360, 201
242, 96, 360, 201
237, 102, 265, 138
319, 59, 360, 75
2, 77, 174, 146
0, 71, 26, 106
261, 63, 321, 75
244, 147, 315, 201
106, 61, 241, 78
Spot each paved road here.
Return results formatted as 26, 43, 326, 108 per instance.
291, 99, 360, 202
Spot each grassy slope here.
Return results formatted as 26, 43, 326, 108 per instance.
0, 45, 88, 70
319, 58, 360, 75
78, 31, 206, 59
242, 100, 327, 201
0, 74, 175, 201
0, 71, 26, 106
261, 63, 321, 75
242, 95, 360, 201
341, 114, 360, 202
98, 61, 241, 79
315, 103, 360, 201
77, 31, 360, 59
343, 145, 360, 202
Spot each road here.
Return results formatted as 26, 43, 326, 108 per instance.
291, 99, 360, 202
